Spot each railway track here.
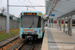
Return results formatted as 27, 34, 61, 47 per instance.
0, 38, 42, 50
17, 40, 36, 50
17, 39, 42, 50
0, 37, 25, 50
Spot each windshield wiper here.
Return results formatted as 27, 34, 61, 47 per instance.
29, 22, 34, 28
29, 16, 34, 28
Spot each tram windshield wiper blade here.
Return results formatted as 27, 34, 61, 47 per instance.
29, 22, 34, 28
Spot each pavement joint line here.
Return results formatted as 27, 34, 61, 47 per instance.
48, 41, 75, 44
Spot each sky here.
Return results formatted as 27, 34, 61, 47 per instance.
0, 0, 45, 17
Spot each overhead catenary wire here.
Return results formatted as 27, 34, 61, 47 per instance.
23, 0, 43, 6
18, 0, 30, 6
28, 0, 36, 10
18, 0, 31, 11
9, 5, 45, 7
18, 0, 36, 11
23, 0, 45, 11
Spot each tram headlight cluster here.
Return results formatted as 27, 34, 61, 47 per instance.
23, 32, 26, 34
33, 32, 37, 34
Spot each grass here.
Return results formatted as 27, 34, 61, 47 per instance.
0, 28, 20, 41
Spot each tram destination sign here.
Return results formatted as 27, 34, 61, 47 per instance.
24, 13, 37, 15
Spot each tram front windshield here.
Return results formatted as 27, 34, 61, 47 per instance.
21, 16, 41, 28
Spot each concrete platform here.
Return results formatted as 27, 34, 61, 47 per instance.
41, 27, 75, 50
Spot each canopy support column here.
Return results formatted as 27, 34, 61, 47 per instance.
60, 19, 61, 30
50, 19, 51, 28
69, 15, 72, 36
63, 17, 65, 32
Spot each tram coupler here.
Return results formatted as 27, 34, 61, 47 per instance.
27, 36, 33, 40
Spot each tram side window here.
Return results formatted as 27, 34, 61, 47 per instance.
38, 17, 41, 27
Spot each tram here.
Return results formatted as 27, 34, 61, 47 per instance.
20, 11, 44, 40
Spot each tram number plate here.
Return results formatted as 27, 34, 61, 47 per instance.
27, 36, 32, 38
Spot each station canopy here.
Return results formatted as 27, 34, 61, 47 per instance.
46, 0, 75, 20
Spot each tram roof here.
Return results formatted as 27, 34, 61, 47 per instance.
22, 11, 43, 14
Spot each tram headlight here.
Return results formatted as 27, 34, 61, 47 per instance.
35, 32, 37, 34
23, 32, 24, 34
39, 29, 41, 33
33, 32, 37, 34
23, 32, 26, 34
39, 13, 41, 16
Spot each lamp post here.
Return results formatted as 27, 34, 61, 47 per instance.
7, 0, 9, 33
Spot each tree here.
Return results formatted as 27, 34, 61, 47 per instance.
0, 7, 6, 14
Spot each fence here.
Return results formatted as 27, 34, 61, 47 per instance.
0, 16, 19, 32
